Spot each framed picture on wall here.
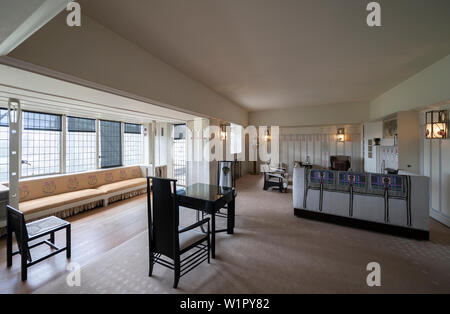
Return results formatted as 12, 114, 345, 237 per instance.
383, 119, 397, 139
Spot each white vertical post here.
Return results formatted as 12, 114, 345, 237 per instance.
96, 119, 100, 169
61, 115, 67, 174
8, 99, 21, 209
121, 122, 125, 166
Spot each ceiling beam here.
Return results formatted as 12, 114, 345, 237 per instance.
0, 0, 71, 56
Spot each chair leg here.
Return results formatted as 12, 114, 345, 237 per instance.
173, 256, 180, 289
50, 232, 55, 244
149, 252, 154, 277
207, 223, 211, 264
21, 251, 27, 281
7, 228, 12, 267
66, 225, 71, 259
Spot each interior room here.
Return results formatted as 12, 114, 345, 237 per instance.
0, 0, 450, 295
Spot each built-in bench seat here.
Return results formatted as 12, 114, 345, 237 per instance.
97, 177, 147, 195
0, 166, 149, 233
20, 189, 105, 215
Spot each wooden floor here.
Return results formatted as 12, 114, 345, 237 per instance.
2, 180, 450, 294
0, 195, 149, 294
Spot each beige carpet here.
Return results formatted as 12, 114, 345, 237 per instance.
35, 175, 450, 293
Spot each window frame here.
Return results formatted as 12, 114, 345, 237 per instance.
99, 119, 123, 169
123, 123, 144, 166
20, 110, 63, 178
66, 116, 98, 174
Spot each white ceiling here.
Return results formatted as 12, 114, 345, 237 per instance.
79, 0, 450, 112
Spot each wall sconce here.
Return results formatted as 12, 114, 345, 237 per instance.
336, 128, 345, 142
263, 128, 271, 142
220, 124, 227, 141
425, 110, 448, 139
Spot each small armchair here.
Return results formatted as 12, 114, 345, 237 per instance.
6, 205, 71, 281
261, 162, 288, 193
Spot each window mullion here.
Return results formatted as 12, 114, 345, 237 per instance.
61, 115, 67, 174
96, 119, 100, 169
121, 122, 124, 166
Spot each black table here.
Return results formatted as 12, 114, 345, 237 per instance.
176, 183, 235, 258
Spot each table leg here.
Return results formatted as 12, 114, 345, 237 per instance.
7, 227, 12, 267
211, 212, 216, 258
227, 197, 235, 234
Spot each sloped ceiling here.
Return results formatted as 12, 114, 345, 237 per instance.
79, 0, 450, 111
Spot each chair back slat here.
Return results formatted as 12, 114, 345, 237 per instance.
149, 177, 179, 259
7, 205, 31, 261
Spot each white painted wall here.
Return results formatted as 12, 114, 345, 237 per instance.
397, 110, 420, 174
280, 125, 363, 174
421, 104, 450, 227
368, 53, 450, 227
363, 121, 383, 173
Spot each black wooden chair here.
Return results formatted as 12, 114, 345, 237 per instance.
6, 205, 71, 281
147, 177, 210, 289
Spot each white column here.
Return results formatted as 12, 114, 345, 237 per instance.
7, 99, 21, 209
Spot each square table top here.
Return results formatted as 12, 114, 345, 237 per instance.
176, 183, 234, 203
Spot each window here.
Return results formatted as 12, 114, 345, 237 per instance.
100, 120, 122, 168
66, 117, 97, 173
123, 123, 143, 166
0, 108, 9, 182
230, 123, 243, 154
173, 124, 186, 186
21, 111, 61, 177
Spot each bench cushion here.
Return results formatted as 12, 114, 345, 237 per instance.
19, 189, 106, 215
18, 166, 144, 202
96, 178, 146, 194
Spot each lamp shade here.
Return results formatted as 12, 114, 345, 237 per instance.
336, 128, 345, 142
425, 110, 448, 139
